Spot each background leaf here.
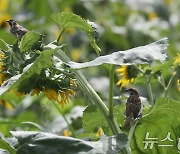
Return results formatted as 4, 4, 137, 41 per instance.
67, 38, 168, 69
82, 105, 125, 136
51, 12, 101, 55
19, 31, 42, 53
131, 97, 180, 153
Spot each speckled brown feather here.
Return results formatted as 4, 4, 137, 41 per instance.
124, 88, 141, 128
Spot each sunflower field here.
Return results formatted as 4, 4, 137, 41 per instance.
0, 0, 180, 154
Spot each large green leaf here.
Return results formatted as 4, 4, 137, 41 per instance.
0, 49, 56, 95
51, 12, 101, 55
67, 38, 168, 69
10, 131, 127, 154
132, 97, 180, 154
19, 31, 42, 53
82, 105, 125, 136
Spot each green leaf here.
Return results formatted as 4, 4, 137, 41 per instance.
82, 105, 125, 136
19, 31, 42, 53
132, 97, 180, 154
51, 12, 101, 55
10, 131, 127, 154
0, 133, 16, 154
67, 38, 168, 69
0, 49, 56, 95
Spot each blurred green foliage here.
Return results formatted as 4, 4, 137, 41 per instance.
0, 0, 180, 153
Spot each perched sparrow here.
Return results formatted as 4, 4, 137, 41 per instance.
124, 88, 141, 128
6, 19, 28, 40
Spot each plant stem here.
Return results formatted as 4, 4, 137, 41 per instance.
144, 75, 154, 106
127, 120, 139, 147
108, 65, 115, 118
52, 101, 76, 138
57, 29, 65, 45
164, 74, 175, 97
54, 49, 131, 153
138, 67, 154, 106
54, 49, 121, 135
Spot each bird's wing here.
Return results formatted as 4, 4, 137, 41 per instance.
125, 96, 141, 117
16, 25, 28, 35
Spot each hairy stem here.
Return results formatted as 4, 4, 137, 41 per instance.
54, 49, 131, 153
108, 65, 115, 118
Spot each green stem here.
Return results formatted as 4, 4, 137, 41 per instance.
54, 49, 120, 135
108, 65, 115, 118
52, 101, 76, 138
57, 29, 65, 45
54, 49, 131, 153
138, 67, 154, 106
127, 120, 139, 147
164, 75, 175, 97
145, 75, 154, 106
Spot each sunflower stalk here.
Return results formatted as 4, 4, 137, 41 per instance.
164, 74, 176, 97
54, 49, 131, 153
108, 65, 115, 119
138, 67, 154, 106
54, 49, 120, 133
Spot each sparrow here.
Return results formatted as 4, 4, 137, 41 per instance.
124, 88, 141, 128
6, 19, 28, 40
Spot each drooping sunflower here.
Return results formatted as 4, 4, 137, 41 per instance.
0, 13, 11, 28
116, 65, 139, 89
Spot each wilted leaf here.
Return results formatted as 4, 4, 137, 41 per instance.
131, 97, 180, 154
20, 31, 42, 53
51, 12, 101, 55
10, 131, 127, 154
67, 38, 168, 69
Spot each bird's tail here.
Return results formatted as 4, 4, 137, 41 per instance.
124, 114, 133, 128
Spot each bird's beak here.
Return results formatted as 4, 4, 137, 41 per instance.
6, 20, 10, 23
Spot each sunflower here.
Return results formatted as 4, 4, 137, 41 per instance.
31, 88, 75, 108
96, 128, 103, 138
0, 0, 8, 11
174, 53, 180, 64
177, 79, 180, 91
63, 129, 72, 137
0, 52, 5, 86
116, 65, 139, 89
148, 12, 158, 20
0, 99, 13, 109
0, 13, 11, 28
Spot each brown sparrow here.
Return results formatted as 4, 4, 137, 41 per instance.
124, 88, 141, 128
6, 19, 28, 40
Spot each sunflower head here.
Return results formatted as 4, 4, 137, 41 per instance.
116, 65, 139, 89
174, 54, 180, 65
177, 79, 180, 91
